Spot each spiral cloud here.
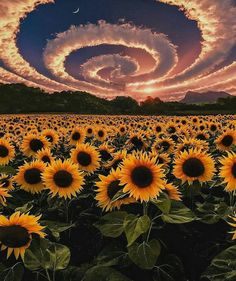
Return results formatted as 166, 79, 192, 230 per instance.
0, 0, 235, 101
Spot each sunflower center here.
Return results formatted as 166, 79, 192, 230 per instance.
24, 168, 42, 184
160, 141, 170, 151
131, 137, 143, 148
210, 125, 217, 131
30, 139, 44, 152
197, 134, 206, 140
42, 155, 51, 164
53, 170, 73, 188
155, 126, 161, 133
168, 126, 176, 134
77, 151, 92, 166
182, 158, 205, 177
0, 145, 9, 157
0, 225, 30, 248
1, 179, 9, 187
231, 163, 236, 178
87, 128, 92, 134
72, 132, 80, 141
100, 150, 111, 161
221, 135, 233, 147
46, 135, 53, 143
98, 130, 104, 138
107, 180, 125, 200
131, 165, 153, 188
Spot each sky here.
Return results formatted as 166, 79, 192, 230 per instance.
0, 0, 236, 101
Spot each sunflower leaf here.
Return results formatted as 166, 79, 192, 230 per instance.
0, 166, 16, 175
0, 262, 24, 281
202, 245, 236, 281
124, 214, 151, 246
94, 211, 127, 238
128, 239, 161, 269
47, 242, 71, 271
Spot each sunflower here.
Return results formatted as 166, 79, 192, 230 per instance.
42, 159, 84, 199
120, 152, 165, 202
153, 137, 175, 154
69, 127, 86, 145
21, 134, 49, 157
35, 148, 54, 165
219, 152, 236, 192
0, 212, 45, 259
215, 130, 236, 151
176, 138, 208, 155
0, 139, 15, 165
173, 148, 215, 184
98, 143, 114, 162
153, 123, 165, 134
105, 149, 127, 169
128, 133, 146, 150
96, 168, 135, 211
86, 126, 94, 138
71, 143, 100, 173
14, 161, 46, 194
163, 182, 181, 201
42, 129, 59, 146
96, 127, 107, 142
0, 187, 11, 206
149, 151, 170, 168
195, 131, 210, 141
0, 174, 14, 191
228, 216, 236, 240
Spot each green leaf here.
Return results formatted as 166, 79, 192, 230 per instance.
94, 211, 127, 238
111, 189, 129, 203
202, 245, 236, 281
15, 202, 34, 213
47, 242, 71, 270
162, 201, 195, 224
24, 238, 70, 271
0, 263, 24, 281
24, 238, 51, 271
41, 220, 75, 240
124, 214, 151, 246
152, 193, 171, 214
83, 266, 132, 281
128, 239, 161, 269
0, 166, 16, 175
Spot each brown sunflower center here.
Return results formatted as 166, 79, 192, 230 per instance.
221, 135, 233, 147
98, 130, 104, 138
0, 225, 30, 248
1, 179, 9, 188
210, 125, 217, 131
182, 158, 205, 177
231, 163, 236, 178
197, 134, 206, 140
30, 139, 44, 152
0, 145, 9, 157
72, 132, 81, 141
100, 150, 111, 161
87, 128, 92, 134
46, 135, 53, 143
131, 165, 153, 188
77, 151, 92, 166
168, 126, 176, 134
24, 168, 42, 184
160, 141, 170, 151
42, 155, 51, 164
53, 170, 73, 188
107, 180, 125, 200
131, 137, 143, 148
155, 126, 162, 133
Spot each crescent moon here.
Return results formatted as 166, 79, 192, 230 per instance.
73, 7, 80, 14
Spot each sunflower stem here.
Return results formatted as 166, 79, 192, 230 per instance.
143, 202, 148, 216
45, 269, 52, 281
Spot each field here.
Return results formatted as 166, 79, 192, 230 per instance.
0, 114, 235, 281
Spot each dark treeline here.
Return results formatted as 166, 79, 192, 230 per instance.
0, 83, 236, 115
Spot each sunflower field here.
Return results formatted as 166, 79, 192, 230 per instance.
0, 114, 236, 281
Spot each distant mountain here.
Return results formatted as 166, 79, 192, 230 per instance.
180, 91, 231, 104
140, 96, 163, 106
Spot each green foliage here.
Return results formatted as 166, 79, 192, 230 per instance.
24, 238, 70, 271
128, 239, 161, 269
0, 263, 24, 281
202, 245, 236, 281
